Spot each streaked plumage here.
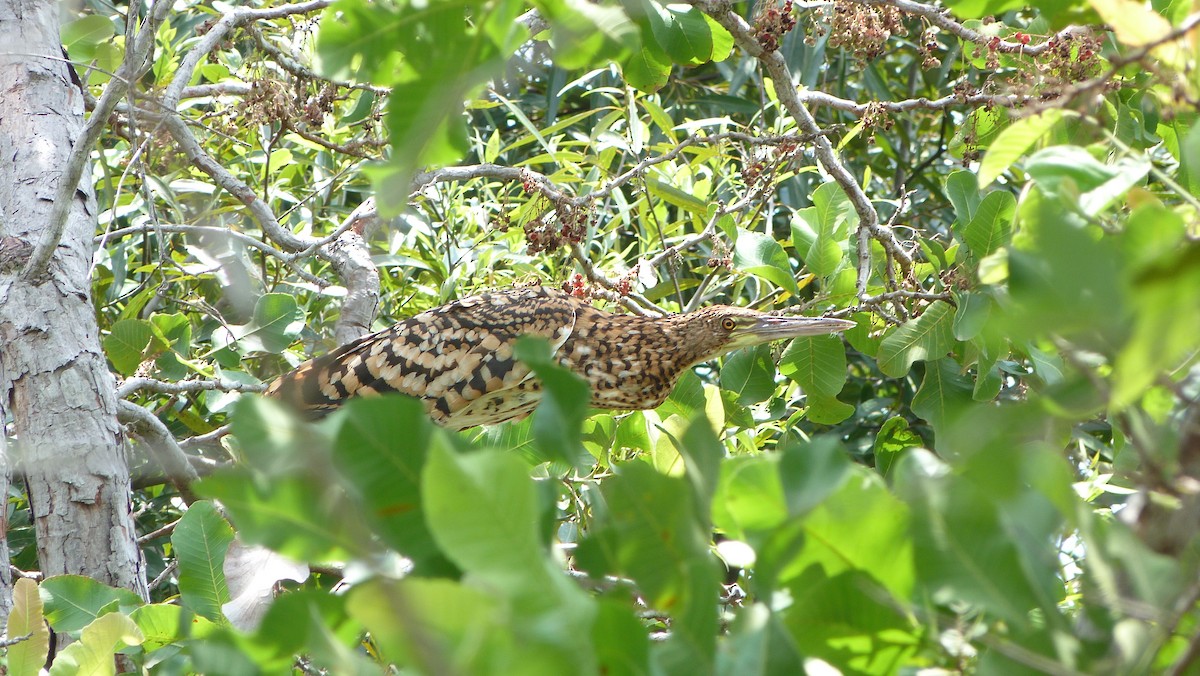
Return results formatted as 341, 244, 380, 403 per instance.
266, 286, 854, 430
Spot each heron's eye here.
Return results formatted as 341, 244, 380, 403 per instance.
721, 317, 737, 330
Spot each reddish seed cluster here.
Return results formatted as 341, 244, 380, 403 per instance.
1041, 32, 1103, 84
522, 204, 592, 254
562, 272, 591, 299
829, 1, 907, 60
753, 0, 797, 54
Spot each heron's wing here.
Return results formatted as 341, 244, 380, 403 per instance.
266, 286, 581, 427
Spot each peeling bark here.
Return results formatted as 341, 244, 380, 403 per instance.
0, 0, 147, 599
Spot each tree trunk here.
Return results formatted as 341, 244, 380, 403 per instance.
0, 1, 148, 599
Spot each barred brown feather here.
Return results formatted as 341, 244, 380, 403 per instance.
265, 286, 854, 430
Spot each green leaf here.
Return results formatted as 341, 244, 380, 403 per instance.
977, 109, 1065, 187
734, 228, 802, 296
945, 170, 982, 224
911, 358, 975, 439
875, 301, 956, 377
1025, 145, 1119, 195
173, 501, 234, 622
872, 416, 922, 478
777, 436, 853, 518
962, 190, 1015, 258
103, 318, 164, 375
804, 394, 855, 425
515, 337, 591, 468
6, 578, 50, 676
719, 345, 778, 405
246, 293, 305, 354
644, 176, 709, 212
779, 334, 847, 398
953, 292, 993, 341
130, 604, 218, 652
713, 456, 788, 535
334, 396, 446, 568
423, 442, 544, 578
896, 449, 1067, 628
49, 613, 143, 676
576, 462, 719, 673
768, 463, 913, 602
39, 575, 143, 633
791, 208, 844, 277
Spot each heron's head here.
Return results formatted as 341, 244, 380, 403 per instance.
675, 305, 856, 363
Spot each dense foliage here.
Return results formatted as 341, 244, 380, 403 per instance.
4, 0, 1200, 673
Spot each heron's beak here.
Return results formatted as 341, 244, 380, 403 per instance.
744, 315, 857, 344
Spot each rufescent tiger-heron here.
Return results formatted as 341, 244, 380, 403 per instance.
266, 286, 856, 430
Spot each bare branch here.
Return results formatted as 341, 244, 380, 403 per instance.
117, 401, 201, 503
116, 377, 267, 400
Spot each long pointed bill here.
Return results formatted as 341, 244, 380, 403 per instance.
743, 315, 857, 344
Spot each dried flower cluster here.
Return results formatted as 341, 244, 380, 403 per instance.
753, 0, 797, 53
828, 1, 908, 60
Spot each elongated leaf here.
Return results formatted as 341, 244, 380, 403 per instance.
977, 110, 1065, 187
173, 500, 234, 622
246, 293, 305, 354
875, 302, 955, 377
963, 191, 1015, 258
7, 578, 50, 676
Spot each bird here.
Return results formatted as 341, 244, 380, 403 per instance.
265, 285, 856, 430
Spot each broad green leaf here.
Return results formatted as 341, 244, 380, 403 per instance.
719, 345, 778, 405
805, 394, 855, 425
39, 575, 143, 633
7, 578, 50, 676
644, 176, 709, 212
945, 170, 982, 224
515, 337, 591, 468
875, 301, 955, 377
962, 190, 1015, 258
334, 396, 446, 568
713, 456, 788, 535
1089, 0, 1172, 48
977, 110, 1065, 187
247, 293, 305, 354
621, 44, 672, 92
61, 15, 115, 51
1157, 115, 1200, 198
347, 577, 500, 671
769, 464, 914, 602
49, 613, 143, 676
896, 449, 1067, 628
791, 208, 843, 277
734, 228, 802, 296
423, 442, 543, 578
1113, 241, 1200, 409
781, 567, 918, 671
777, 436, 853, 518
953, 292, 993, 341
103, 318, 164, 375
1025, 145, 1119, 195
911, 358, 974, 438
173, 501, 234, 622
872, 416, 922, 479
593, 600, 652, 676
779, 334, 847, 397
